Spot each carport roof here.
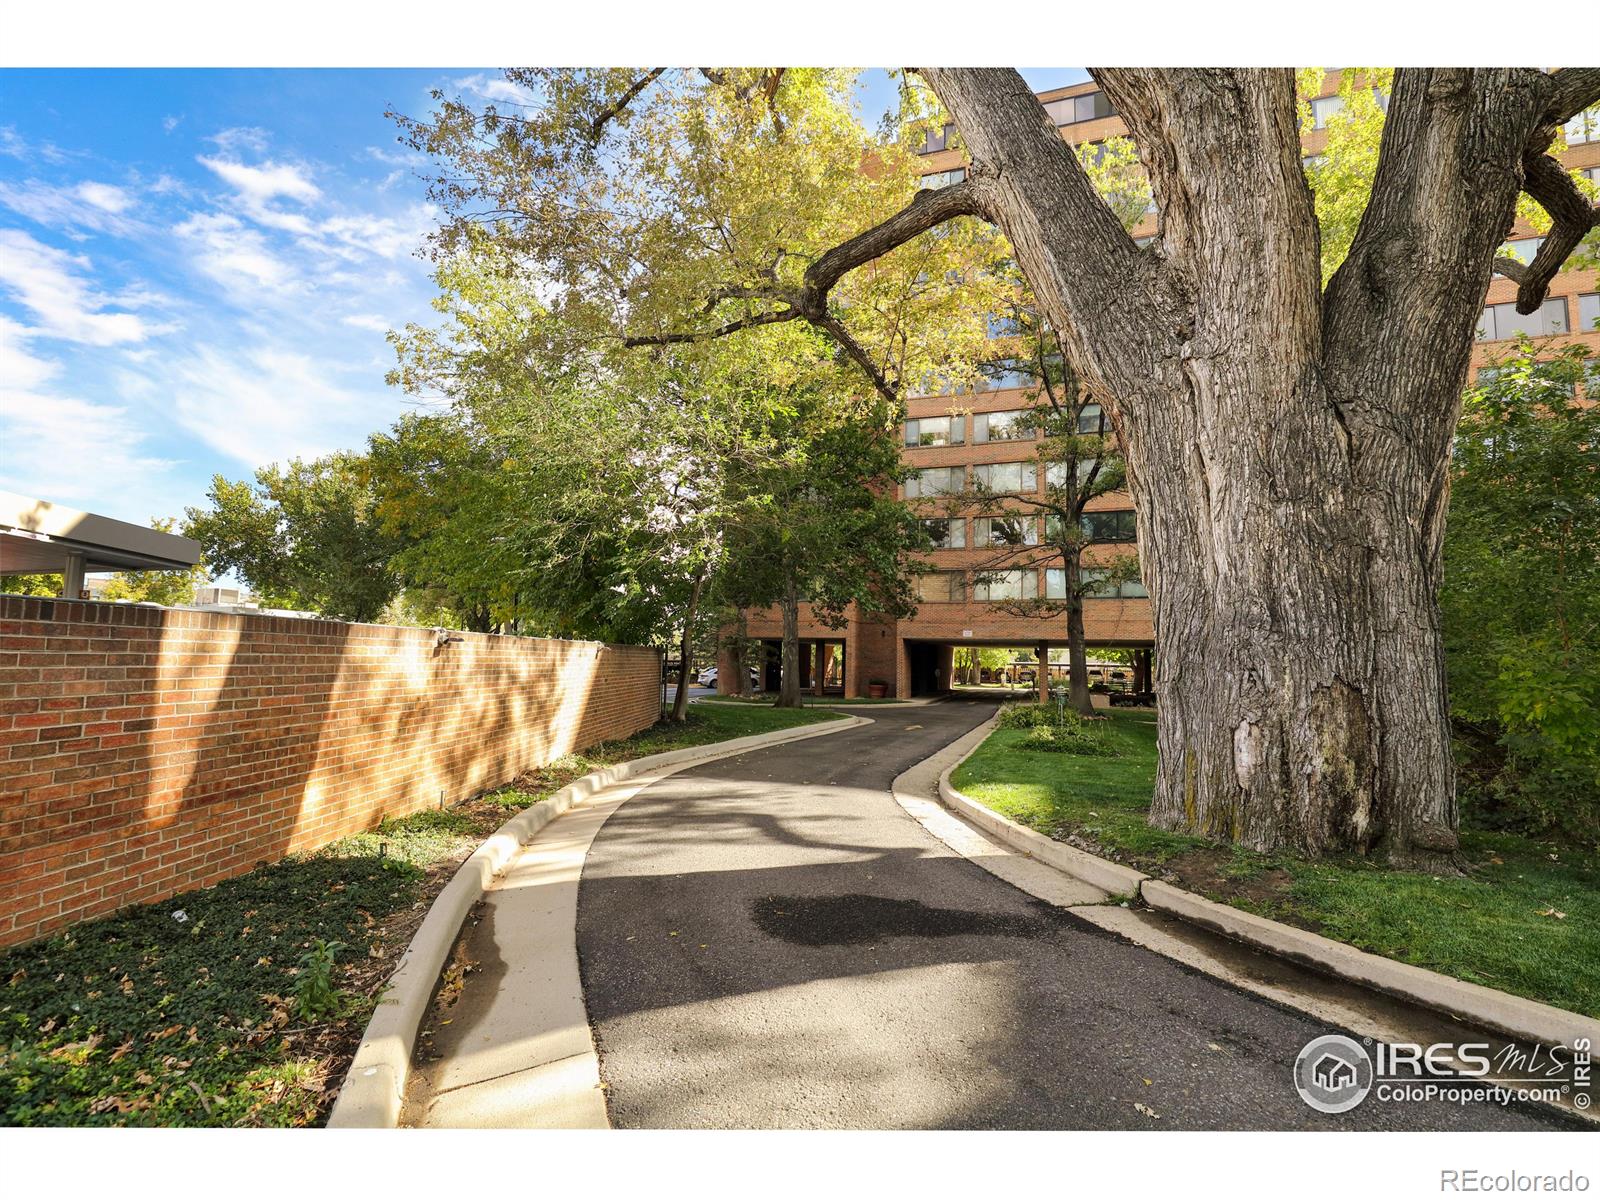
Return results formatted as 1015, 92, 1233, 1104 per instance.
0, 490, 201, 575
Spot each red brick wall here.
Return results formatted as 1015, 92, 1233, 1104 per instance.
0, 596, 662, 950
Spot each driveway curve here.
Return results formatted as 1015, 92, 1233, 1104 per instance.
575, 697, 1566, 1130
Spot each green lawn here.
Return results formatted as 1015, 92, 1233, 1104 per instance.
0, 703, 841, 1127
951, 709, 1600, 1017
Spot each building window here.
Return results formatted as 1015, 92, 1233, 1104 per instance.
1582, 167, 1599, 187
971, 461, 1036, 494
904, 466, 966, 498
1081, 567, 1148, 598
1043, 90, 1116, 126
1478, 297, 1569, 341
920, 123, 956, 155
1302, 153, 1328, 170
973, 408, 1034, 443
1565, 107, 1600, 146
1080, 509, 1137, 542
905, 414, 964, 447
921, 517, 965, 550
1076, 402, 1108, 434
915, 571, 965, 603
973, 569, 1037, 602
976, 359, 1031, 391
1310, 95, 1345, 129
974, 514, 1038, 547
1579, 292, 1599, 334
918, 167, 966, 191
1043, 567, 1148, 599
1046, 459, 1101, 490
1502, 237, 1545, 265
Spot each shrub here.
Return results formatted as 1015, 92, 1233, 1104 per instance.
997, 702, 1072, 729
1018, 722, 1120, 756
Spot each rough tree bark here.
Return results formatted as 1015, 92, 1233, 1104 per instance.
910, 67, 1598, 865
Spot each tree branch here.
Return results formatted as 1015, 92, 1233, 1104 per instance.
621, 308, 798, 347
798, 179, 986, 311
813, 312, 899, 404
1507, 151, 1600, 312
620, 180, 985, 397
589, 68, 666, 145
1544, 68, 1600, 126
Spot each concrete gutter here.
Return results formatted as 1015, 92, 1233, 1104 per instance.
1139, 880, 1600, 1050
934, 713, 1600, 1052
326, 712, 871, 1129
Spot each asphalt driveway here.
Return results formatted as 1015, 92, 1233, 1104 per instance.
574, 697, 1568, 1130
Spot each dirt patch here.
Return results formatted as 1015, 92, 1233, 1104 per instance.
1153, 848, 1309, 925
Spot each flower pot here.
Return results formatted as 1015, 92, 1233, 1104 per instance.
867, 681, 888, 699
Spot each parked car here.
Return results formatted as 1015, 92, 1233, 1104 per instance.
696, 665, 760, 689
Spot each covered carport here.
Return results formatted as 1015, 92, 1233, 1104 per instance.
0, 491, 201, 599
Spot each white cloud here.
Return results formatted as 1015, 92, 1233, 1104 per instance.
319, 207, 432, 261
76, 181, 133, 213
196, 156, 320, 206
206, 126, 270, 155
162, 115, 182, 134
195, 155, 322, 234
141, 343, 401, 467
0, 125, 68, 164
452, 73, 540, 110
173, 211, 303, 299
0, 230, 154, 345
341, 313, 392, 333
0, 318, 178, 512
0, 314, 58, 390
0, 178, 140, 235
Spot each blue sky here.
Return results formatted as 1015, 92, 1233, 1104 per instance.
0, 68, 1088, 528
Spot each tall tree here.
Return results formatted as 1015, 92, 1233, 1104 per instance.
402, 67, 1600, 864
182, 455, 403, 622
959, 340, 1136, 715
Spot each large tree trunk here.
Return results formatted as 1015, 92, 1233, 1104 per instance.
921, 67, 1551, 864
776, 576, 802, 708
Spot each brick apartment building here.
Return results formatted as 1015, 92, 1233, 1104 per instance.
725, 73, 1600, 700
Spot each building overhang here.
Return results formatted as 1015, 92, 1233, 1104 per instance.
0, 490, 201, 576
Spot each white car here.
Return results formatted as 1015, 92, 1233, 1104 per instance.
697, 665, 760, 689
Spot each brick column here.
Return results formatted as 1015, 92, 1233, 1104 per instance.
1036, 640, 1051, 702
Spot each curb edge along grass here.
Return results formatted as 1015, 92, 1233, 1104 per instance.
936, 711, 1600, 1051
935, 710, 1149, 900
326, 712, 871, 1129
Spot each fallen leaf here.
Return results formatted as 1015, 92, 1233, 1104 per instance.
1134, 1102, 1160, 1119
1206, 1042, 1223, 1052
1142, 1078, 1152, 1086
1536, 908, 1567, 919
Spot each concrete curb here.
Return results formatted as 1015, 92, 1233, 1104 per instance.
935, 711, 1148, 900
933, 709, 1600, 1051
326, 712, 871, 1129
1140, 880, 1600, 1049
